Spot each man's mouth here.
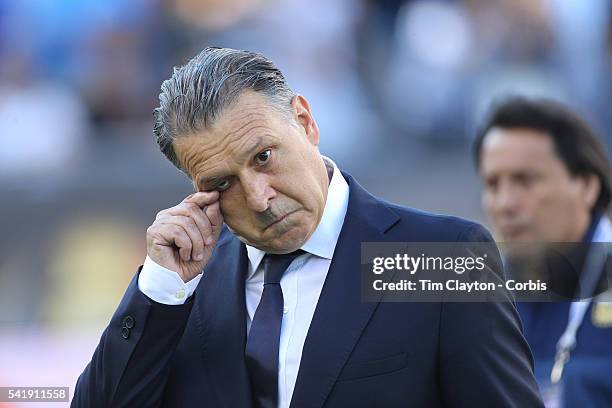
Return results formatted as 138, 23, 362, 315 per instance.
264, 209, 299, 231
499, 224, 529, 240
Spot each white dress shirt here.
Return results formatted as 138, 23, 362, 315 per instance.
138, 157, 349, 408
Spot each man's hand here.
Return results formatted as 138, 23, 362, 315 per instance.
146, 191, 223, 282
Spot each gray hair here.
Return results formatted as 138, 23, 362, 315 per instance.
153, 47, 296, 173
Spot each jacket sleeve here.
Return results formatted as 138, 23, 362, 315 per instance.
439, 223, 544, 407
71, 266, 195, 408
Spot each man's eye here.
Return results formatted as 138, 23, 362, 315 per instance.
216, 180, 231, 191
485, 178, 498, 192
255, 149, 271, 165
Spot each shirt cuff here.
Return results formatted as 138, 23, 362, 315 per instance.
138, 256, 203, 305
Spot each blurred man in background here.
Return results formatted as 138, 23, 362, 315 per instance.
474, 97, 612, 407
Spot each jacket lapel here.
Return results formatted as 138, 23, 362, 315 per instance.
289, 173, 400, 408
194, 231, 253, 407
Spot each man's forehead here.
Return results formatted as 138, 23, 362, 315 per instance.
175, 91, 287, 176
481, 128, 560, 172
483, 127, 553, 150
193, 98, 282, 154
483, 128, 557, 159
212, 90, 279, 131
178, 132, 273, 178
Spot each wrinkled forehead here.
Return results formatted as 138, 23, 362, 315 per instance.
173, 93, 287, 177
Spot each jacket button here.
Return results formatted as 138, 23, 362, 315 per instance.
121, 327, 130, 339
123, 315, 135, 329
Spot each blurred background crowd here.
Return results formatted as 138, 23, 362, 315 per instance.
1, 0, 611, 404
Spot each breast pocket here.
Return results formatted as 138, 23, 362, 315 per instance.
337, 352, 409, 382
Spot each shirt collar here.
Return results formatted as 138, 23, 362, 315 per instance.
245, 156, 349, 275
583, 211, 603, 243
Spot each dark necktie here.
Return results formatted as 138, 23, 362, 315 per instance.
245, 249, 305, 408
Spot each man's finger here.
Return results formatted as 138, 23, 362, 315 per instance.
165, 225, 192, 262
184, 191, 219, 208
206, 201, 223, 230
158, 216, 205, 260
166, 203, 214, 245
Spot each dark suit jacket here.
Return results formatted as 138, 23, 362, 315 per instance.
72, 172, 544, 407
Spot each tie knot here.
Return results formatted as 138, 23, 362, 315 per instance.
263, 249, 306, 284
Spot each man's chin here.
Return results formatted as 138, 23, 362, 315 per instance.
500, 240, 547, 259
260, 231, 309, 254
232, 230, 308, 254
244, 241, 304, 254
501, 241, 550, 282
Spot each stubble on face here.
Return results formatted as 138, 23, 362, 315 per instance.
173, 91, 328, 253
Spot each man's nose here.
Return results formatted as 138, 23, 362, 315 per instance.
493, 182, 521, 214
241, 175, 275, 213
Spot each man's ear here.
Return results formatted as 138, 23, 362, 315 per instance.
579, 174, 601, 211
291, 95, 320, 145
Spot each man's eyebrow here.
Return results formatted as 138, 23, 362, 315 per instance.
198, 175, 221, 189
198, 172, 233, 191
238, 136, 267, 161
197, 136, 273, 189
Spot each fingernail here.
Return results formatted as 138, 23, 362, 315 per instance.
195, 253, 203, 261
206, 237, 214, 245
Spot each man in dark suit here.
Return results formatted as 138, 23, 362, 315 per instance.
72, 47, 543, 407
